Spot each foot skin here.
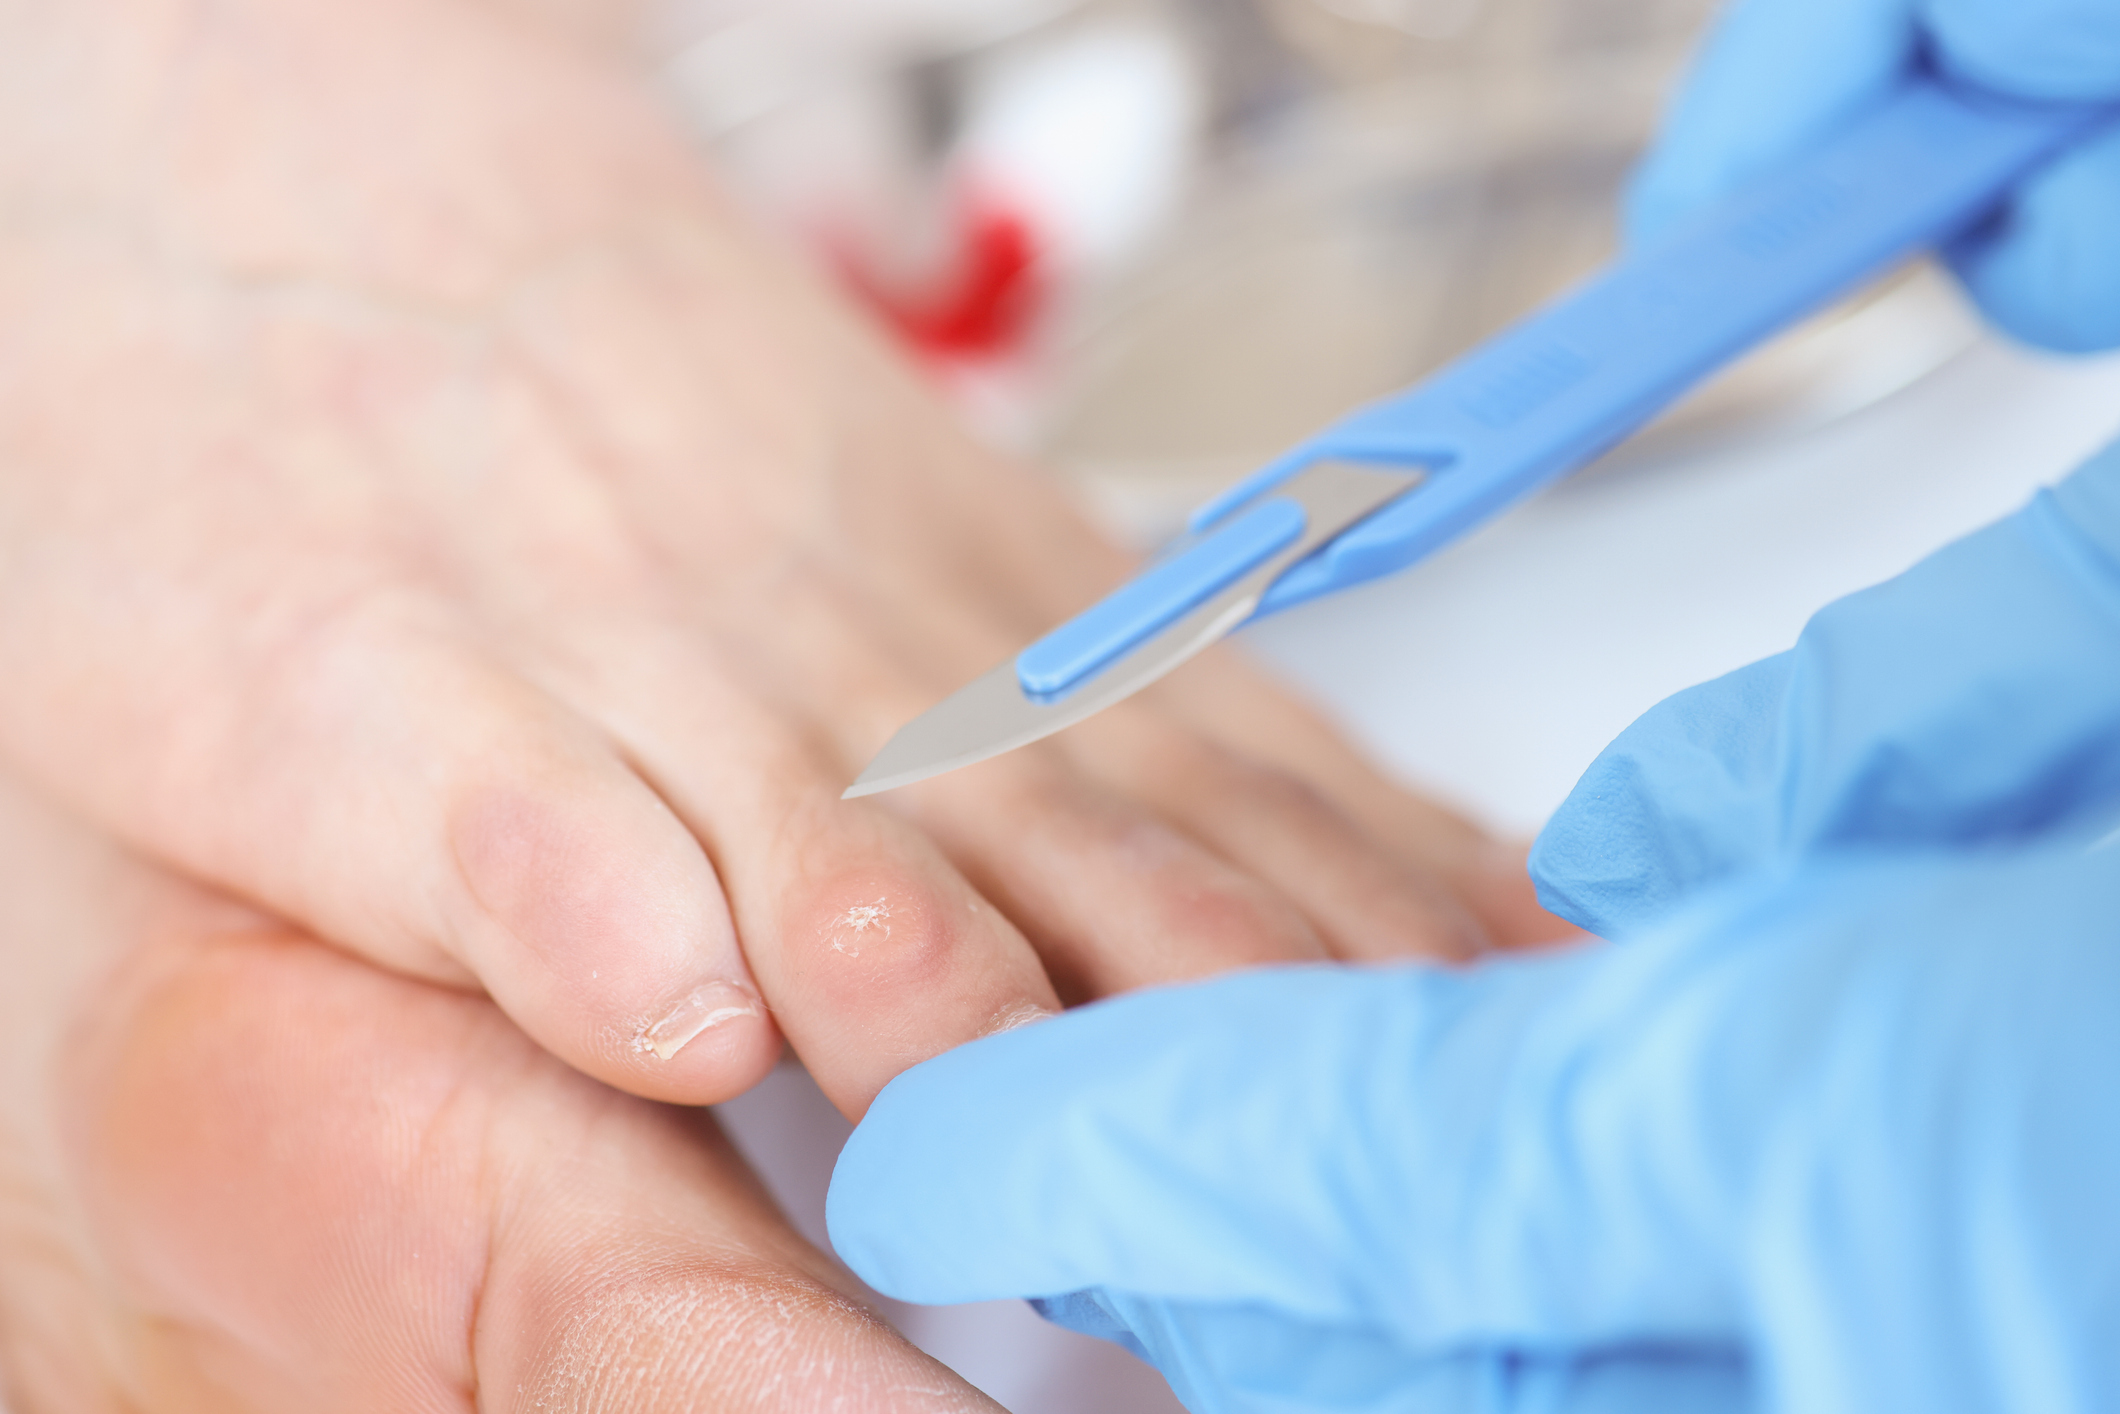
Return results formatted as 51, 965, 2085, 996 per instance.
0, 770, 1002, 1414
0, 0, 1565, 1118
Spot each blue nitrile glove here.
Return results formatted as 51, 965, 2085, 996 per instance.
1528, 435, 2120, 941
1629, 0, 2120, 351
829, 840, 2120, 1414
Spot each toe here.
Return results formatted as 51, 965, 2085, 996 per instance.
124, 601, 782, 1104
1067, 711, 1489, 962
897, 748, 1335, 1000
562, 619, 1062, 1119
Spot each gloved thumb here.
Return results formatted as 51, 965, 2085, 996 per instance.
825, 947, 1742, 1339
1531, 445, 2120, 940
831, 846, 2120, 1413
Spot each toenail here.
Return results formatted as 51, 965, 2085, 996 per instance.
632, 980, 763, 1062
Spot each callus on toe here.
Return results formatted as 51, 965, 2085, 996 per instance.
756, 868, 1062, 1119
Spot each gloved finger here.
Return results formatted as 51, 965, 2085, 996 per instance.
1628, 0, 2120, 356
830, 842, 2120, 1372
1624, 0, 1917, 245
1530, 441, 2120, 939
1055, 1290, 1748, 1414
827, 943, 1739, 1337
1925, 0, 2120, 99
1625, 0, 2120, 235
1945, 126, 2120, 351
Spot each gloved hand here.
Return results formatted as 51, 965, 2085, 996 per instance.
1528, 434, 2120, 940
829, 839, 2120, 1414
825, 342, 2120, 1414
1628, 0, 2120, 351
828, 391, 2120, 1414
825, 14, 2120, 1406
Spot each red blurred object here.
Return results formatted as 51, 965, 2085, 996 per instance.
837, 190, 1047, 362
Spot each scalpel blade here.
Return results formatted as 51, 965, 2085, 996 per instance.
844, 460, 1419, 799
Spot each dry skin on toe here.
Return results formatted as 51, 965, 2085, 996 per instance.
734, 870, 1061, 1117
828, 897, 895, 957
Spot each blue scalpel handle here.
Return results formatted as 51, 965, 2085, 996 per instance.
1172, 72, 2115, 621
845, 70, 2117, 800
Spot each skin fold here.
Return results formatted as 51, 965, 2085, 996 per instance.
0, 0, 1556, 1114
0, 0, 1564, 1405
0, 767, 1003, 1412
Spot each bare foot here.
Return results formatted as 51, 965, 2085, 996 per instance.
0, 0, 1562, 1118
0, 768, 1006, 1413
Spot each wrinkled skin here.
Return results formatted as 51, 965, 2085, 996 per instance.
0, 768, 1004, 1412
0, 0, 1554, 1115
0, 0, 1561, 1406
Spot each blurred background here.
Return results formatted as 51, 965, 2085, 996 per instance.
657, 2, 2120, 1410
654, 0, 1981, 538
